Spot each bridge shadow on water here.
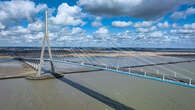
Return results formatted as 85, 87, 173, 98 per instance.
57, 77, 135, 110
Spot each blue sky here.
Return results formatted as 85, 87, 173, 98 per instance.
0, 0, 194, 48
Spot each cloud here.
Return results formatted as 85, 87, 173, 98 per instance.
172, 23, 179, 28
170, 23, 195, 39
112, 21, 132, 28
0, 26, 28, 44
136, 26, 157, 33
150, 26, 157, 31
94, 27, 110, 39
91, 17, 102, 27
136, 28, 149, 33
0, 19, 46, 44
171, 29, 195, 35
134, 21, 153, 28
0, 0, 194, 47
56, 27, 91, 43
95, 27, 109, 34
149, 31, 164, 37
157, 21, 169, 28
78, 0, 190, 19
0, 0, 46, 24
183, 23, 195, 29
1, 21, 194, 47
50, 3, 85, 26
28, 20, 43, 32
0, 22, 5, 30
170, 29, 195, 39
71, 27, 85, 34
171, 7, 195, 19
0, 23, 89, 45
57, 36, 73, 41
25, 32, 44, 43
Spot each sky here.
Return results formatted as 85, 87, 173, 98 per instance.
0, 0, 194, 48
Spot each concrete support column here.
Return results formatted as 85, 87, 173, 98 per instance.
37, 9, 55, 76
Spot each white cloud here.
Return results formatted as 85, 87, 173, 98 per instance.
150, 26, 157, 31
136, 28, 149, 33
52, 27, 91, 43
0, 22, 5, 30
170, 23, 195, 39
112, 21, 132, 28
150, 31, 164, 37
183, 23, 195, 29
91, 17, 102, 27
92, 21, 102, 27
171, 7, 195, 19
172, 23, 179, 28
28, 20, 43, 32
0, 26, 28, 44
78, 0, 190, 19
0, 22, 45, 43
95, 27, 109, 34
12, 26, 28, 34
50, 3, 85, 26
179, 29, 195, 34
25, 32, 44, 42
57, 36, 73, 41
171, 29, 195, 34
0, 0, 46, 24
71, 27, 84, 34
0, 23, 90, 44
94, 27, 110, 39
136, 26, 156, 33
157, 21, 169, 28
134, 21, 153, 28
0, 30, 8, 37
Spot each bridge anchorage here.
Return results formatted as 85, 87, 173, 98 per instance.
26, 10, 63, 80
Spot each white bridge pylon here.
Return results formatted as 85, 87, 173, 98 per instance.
37, 9, 55, 76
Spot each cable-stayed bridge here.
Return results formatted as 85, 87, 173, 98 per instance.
16, 10, 195, 88
17, 55, 195, 88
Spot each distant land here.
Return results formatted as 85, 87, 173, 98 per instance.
1, 47, 195, 52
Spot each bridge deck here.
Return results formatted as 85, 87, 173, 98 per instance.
123, 59, 195, 68
20, 58, 195, 88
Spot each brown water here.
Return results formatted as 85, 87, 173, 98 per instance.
0, 56, 195, 110
0, 71, 195, 110
0, 58, 24, 75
